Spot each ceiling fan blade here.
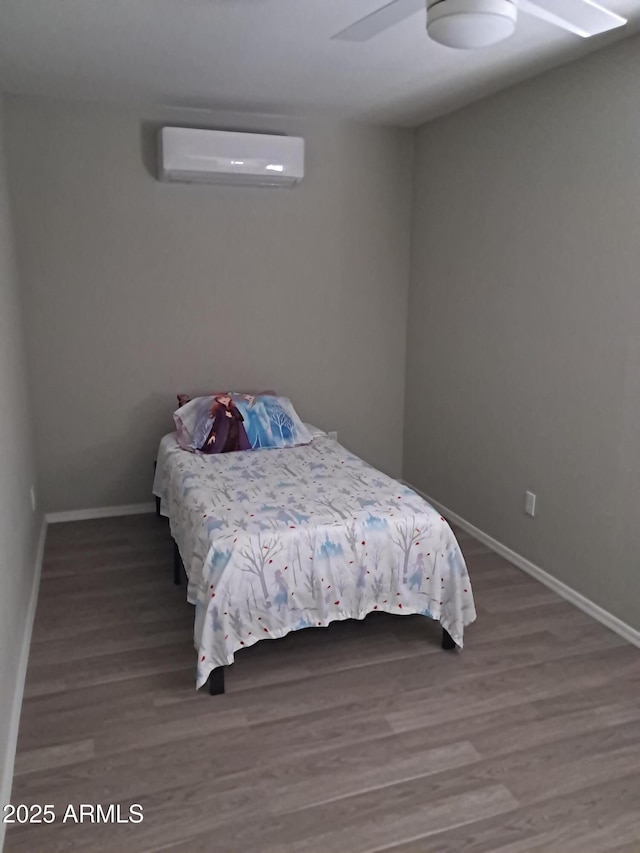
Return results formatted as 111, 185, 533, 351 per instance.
332, 0, 425, 42
519, 0, 627, 38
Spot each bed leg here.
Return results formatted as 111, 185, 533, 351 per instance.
442, 628, 457, 650
173, 540, 182, 586
208, 667, 225, 696
153, 460, 161, 518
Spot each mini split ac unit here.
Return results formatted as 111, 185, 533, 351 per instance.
158, 127, 305, 187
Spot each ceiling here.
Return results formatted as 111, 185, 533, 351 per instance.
0, 0, 638, 126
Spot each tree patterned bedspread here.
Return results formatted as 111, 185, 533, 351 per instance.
153, 433, 476, 689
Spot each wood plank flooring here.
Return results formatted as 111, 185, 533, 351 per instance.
5, 514, 640, 853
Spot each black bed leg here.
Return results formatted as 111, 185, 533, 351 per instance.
442, 628, 457, 650
208, 667, 225, 695
173, 540, 182, 586
153, 460, 160, 518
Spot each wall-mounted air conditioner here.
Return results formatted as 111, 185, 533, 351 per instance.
158, 127, 304, 187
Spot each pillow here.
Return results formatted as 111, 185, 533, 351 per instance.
175, 393, 311, 454
176, 389, 276, 409
239, 396, 311, 453
174, 390, 276, 449
174, 396, 217, 450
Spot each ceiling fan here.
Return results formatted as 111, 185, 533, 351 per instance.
332, 0, 627, 50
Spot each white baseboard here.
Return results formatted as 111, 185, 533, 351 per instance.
406, 483, 640, 650
46, 502, 156, 524
0, 516, 47, 852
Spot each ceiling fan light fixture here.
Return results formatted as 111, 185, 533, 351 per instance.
427, 0, 517, 48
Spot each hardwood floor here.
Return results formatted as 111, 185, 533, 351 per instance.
5, 514, 640, 853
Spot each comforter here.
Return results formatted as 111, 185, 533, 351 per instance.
153, 434, 476, 688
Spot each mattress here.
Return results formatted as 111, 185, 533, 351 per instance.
153, 433, 476, 688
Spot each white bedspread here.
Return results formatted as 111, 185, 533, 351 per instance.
153, 433, 476, 688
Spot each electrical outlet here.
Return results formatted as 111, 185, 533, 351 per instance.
327, 430, 338, 442
30, 485, 37, 512
524, 491, 536, 517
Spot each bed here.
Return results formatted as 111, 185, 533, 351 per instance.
152, 430, 476, 693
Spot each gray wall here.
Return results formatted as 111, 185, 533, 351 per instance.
0, 97, 41, 830
405, 34, 640, 629
4, 96, 413, 512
